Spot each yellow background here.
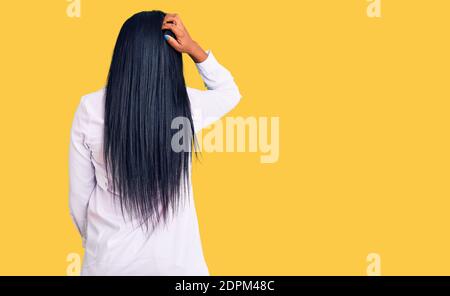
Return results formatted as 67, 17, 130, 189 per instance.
0, 0, 449, 275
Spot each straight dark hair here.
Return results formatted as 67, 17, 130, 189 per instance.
103, 11, 197, 232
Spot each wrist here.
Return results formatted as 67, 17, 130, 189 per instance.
188, 41, 208, 63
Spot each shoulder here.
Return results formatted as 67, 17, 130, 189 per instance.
80, 87, 106, 116
72, 87, 106, 139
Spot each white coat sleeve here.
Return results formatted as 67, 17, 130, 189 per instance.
69, 96, 96, 247
187, 50, 242, 133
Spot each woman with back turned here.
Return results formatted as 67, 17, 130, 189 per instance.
68, 10, 241, 275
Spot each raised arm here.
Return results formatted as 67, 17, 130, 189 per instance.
162, 13, 242, 133
187, 51, 241, 132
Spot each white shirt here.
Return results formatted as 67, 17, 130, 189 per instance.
69, 51, 241, 276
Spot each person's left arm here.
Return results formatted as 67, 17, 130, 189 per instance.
69, 96, 96, 247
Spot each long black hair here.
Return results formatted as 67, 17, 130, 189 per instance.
103, 11, 197, 232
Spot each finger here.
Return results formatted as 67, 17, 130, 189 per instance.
164, 35, 182, 51
165, 13, 180, 20
161, 23, 171, 30
161, 22, 177, 30
162, 23, 184, 38
162, 14, 179, 26
172, 14, 184, 28
163, 13, 184, 28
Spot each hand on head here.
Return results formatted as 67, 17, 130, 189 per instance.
162, 13, 208, 63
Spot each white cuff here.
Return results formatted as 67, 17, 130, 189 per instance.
195, 50, 220, 76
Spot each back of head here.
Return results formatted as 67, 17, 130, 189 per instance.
103, 10, 196, 232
